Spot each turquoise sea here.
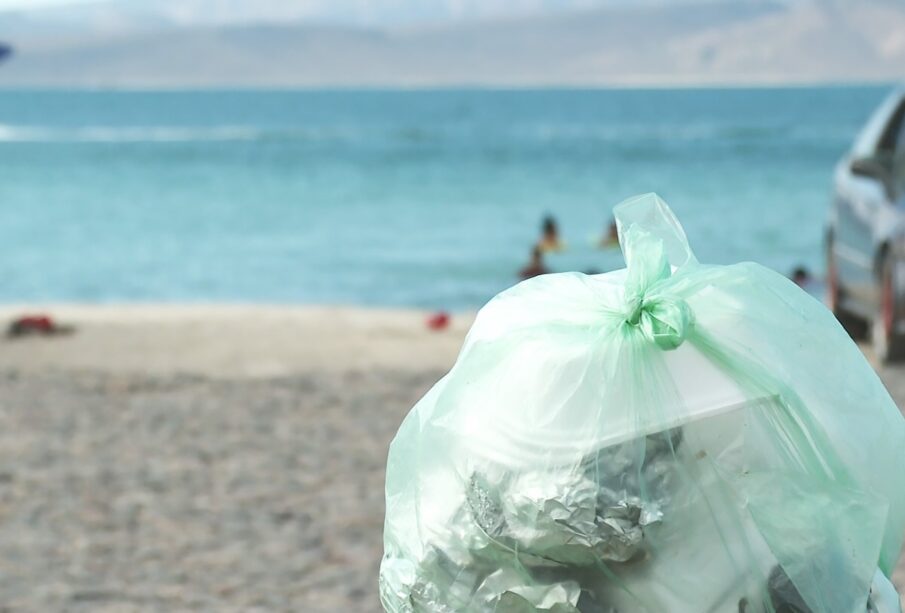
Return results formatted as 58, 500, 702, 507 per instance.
0, 86, 892, 308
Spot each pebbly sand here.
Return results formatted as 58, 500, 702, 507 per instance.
0, 304, 903, 612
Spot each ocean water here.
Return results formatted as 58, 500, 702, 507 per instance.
0, 86, 891, 308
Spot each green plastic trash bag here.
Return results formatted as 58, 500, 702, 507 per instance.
380, 193, 905, 613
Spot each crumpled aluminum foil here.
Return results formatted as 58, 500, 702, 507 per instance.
466, 429, 680, 566
467, 468, 656, 566
385, 542, 585, 612
474, 568, 582, 612
380, 429, 682, 612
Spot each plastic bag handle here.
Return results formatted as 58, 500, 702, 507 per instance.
615, 193, 696, 350
614, 193, 697, 272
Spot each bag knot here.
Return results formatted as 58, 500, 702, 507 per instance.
623, 290, 692, 351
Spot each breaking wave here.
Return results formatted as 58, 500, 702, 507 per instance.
0, 124, 263, 143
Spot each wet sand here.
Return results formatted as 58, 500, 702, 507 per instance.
0, 305, 901, 611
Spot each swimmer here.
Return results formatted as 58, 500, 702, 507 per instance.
519, 246, 550, 280
791, 266, 812, 288
600, 218, 619, 249
538, 215, 565, 253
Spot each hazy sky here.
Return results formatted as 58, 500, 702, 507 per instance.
0, 0, 84, 7
0, 0, 660, 24
0, 0, 606, 11
0, 0, 806, 30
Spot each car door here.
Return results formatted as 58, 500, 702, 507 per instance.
835, 165, 885, 306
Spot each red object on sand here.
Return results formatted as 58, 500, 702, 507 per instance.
16, 315, 53, 332
427, 312, 450, 331
6, 314, 72, 338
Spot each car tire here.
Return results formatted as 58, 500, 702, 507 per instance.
827, 241, 868, 339
872, 254, 905, 363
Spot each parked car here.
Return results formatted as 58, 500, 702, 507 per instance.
827, 87, 905, 362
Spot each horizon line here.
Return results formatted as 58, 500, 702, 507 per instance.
0, 79, 897, 93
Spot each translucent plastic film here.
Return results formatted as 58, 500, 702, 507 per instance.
380, 193, 905, 613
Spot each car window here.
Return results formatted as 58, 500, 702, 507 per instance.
892, 118, 905, 197
894, 142, 905, 196
896, 113, 905, 156
877, 101, 905, 158
890, 102, 905, 194
853, 91, 905, 159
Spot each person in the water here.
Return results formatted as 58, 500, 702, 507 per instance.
537, 215, 565, 253
519, 246, 550, 280
791, 266, 814, 288
600, 218, 619, 249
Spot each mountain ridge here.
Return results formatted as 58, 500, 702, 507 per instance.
0, 1, 902, 87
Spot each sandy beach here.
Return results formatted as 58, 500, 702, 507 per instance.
0, 304, 903, 612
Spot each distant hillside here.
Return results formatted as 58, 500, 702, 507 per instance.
0, 1, 903, 87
